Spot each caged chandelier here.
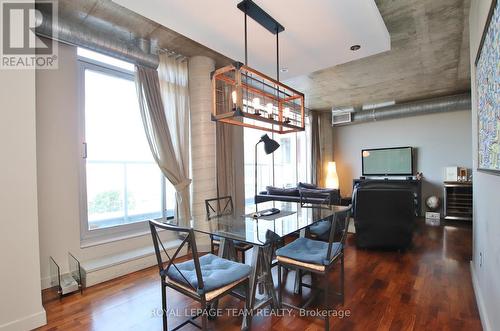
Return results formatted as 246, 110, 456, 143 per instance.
211, 0, 305, 134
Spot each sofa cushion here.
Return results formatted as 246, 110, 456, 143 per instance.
276, 237, 342, 266
266, 186, 299, 196
166, 253, 252, 292
299, 188, 339, 201
298, 182, 317, 189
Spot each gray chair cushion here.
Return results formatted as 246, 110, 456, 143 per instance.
276, 237, 342, 266
166, 253, 252, 292
309, 220, 331, 237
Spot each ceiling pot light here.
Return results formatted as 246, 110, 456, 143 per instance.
350, 44, 361, 51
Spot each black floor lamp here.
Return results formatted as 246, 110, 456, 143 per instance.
254, 134, 280, 198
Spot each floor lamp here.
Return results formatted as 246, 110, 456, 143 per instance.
254, 134, 280, 198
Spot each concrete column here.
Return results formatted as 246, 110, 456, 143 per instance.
188, 56, 216, 222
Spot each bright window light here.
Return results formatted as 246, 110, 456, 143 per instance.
77, 47, 135, 72
79, 57, 176, 234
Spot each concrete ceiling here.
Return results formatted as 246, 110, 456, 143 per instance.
54, 0, 471, 112
112, 0, 390, 80
55, 0, 233, 68
284, 0, 471, 110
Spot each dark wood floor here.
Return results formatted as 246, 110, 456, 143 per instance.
37, 219, 482, 331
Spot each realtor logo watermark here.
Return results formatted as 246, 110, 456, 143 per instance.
0, 0, 58, 69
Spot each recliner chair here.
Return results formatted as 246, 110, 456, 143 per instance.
352, 181, 416, 249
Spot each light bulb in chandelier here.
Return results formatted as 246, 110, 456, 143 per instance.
231, 90, 237, 107
266, 103, 274, 119
283, 107, 291, 123
252, 97, 261, 115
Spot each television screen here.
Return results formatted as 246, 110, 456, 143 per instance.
362, 147, 413, 176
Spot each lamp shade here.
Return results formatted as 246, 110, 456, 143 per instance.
260, 134, 280, 154
325, 161, 339, 189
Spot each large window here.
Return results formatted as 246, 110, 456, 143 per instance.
78, 48, 175, 243
243, 117, 311, 204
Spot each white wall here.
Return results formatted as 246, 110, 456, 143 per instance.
0, 65, 46, 328
469, 1, 500, 330
332, 110, 472, 210
36, 42, 176, 288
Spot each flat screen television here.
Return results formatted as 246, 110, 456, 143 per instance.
362, 146, 413, 176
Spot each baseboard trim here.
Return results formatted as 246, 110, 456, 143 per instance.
83, 240, 212, 288
0, 309, 46, 331
470, 261, 492, 331
41, 239, 212, 290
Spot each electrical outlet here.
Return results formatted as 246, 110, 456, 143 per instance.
479, 252, 483, 268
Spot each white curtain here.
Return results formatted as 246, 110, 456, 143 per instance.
135, 64, 192, 225
157, 54, 192, 223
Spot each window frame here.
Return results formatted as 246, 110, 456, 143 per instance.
77, 55, 173, 247
243, 120, 312, 203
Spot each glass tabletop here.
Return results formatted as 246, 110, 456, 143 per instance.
185, 201, 350, 246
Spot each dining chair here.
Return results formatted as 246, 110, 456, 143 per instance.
149, 220, 252, 331
205, 196, 253, 264
307, 212, 349, 242
276, 208, 351, 331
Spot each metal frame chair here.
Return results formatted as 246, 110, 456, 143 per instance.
277, 208, 351, 331
205, 196, 252, 264
149, 220, 252, 331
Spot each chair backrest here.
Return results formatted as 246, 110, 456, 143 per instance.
352, 187, 415, 248
205, 196, 234, 220
149, 220, 205, 292
326, 208, 352, 261
354, 187, 415, 226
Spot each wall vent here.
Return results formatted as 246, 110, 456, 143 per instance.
332, 107, 354, 126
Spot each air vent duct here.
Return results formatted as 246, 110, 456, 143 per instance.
343, 93, 471, 125
34, 7, 159, 68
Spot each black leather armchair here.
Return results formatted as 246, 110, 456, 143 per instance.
352, 181, 416, 249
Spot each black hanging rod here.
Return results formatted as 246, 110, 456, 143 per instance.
237, 0, 285, 35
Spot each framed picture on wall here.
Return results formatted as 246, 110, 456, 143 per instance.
475, 0, 500, 175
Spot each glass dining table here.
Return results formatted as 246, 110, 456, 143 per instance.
182, 201, 351, 312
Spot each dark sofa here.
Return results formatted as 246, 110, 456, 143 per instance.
352, 181, 416, 249
255, 183, 341, 205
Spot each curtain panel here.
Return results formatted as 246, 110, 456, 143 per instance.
215, 85, 237, 202
135, 65, 192, 225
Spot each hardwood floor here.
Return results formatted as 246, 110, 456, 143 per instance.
37, 219, 482, 331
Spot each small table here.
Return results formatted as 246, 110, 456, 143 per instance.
185, 202, 350, 313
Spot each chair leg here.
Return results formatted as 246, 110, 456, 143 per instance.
277, 264, 282, 309
283, 266, 289, 283
161, 283, 167, 331
324, 276, 330, 331
298, 270, 303, 295
244, 279, 252, 330
340, 254, 345, 305
210, 239, 214, 254
201, 299, 208, 331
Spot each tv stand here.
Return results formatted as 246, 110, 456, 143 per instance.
353, 177, 422, 216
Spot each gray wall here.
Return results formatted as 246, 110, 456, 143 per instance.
332, 110, 472, 213
469, 1, 500, 330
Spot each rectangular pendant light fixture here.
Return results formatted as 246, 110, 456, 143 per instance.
211, 0, 305, 134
